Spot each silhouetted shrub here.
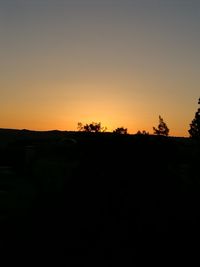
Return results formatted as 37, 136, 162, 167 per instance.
113, 127, 127, 134
136, 130, 149, 135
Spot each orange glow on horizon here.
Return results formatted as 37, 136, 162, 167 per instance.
0, 80, 191, 137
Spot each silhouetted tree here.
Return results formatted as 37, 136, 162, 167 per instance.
113, 127, 127, 134
77, 122, 107, 133
188, 98, 200, 139
153, 116, 169, 136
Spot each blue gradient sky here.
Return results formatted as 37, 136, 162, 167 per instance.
0, 0, 199, 136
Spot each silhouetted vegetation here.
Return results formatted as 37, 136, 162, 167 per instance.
77, 122, 107, 132
113, 127, 128, 134
136, 130, 149, 135
153, 115, 169, 136
189, 97, 200, 139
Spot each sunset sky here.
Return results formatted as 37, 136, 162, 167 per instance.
0, 0, 199, 136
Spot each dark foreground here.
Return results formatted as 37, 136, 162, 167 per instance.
0, 129, 200, 264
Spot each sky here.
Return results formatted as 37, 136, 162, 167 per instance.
0, 0, 199, 136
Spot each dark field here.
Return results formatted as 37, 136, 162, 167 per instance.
0, 129, 200, 264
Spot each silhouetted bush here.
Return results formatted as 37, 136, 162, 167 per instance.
136, 130, 149, 135
113, 127, 127, 134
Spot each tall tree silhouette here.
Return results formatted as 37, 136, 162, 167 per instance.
188, 98, 200, 139
153, 116, 169, 136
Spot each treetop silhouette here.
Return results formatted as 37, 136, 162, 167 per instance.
77, 122, 107, 133
113, 127, 128, 134
188, 97, 200, 139
153, 116, 169, 136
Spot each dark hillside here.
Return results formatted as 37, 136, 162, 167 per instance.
0, 129, 199, 264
